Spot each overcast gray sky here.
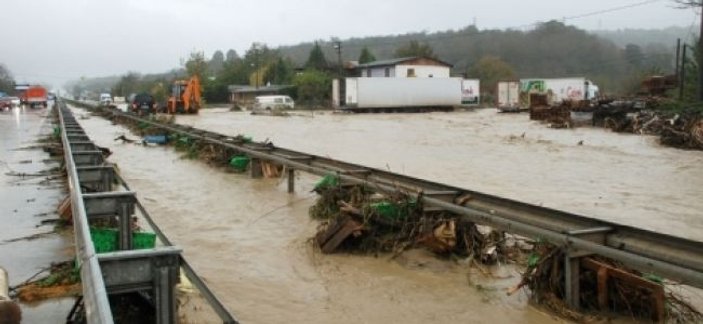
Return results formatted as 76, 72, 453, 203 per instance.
1, 0, 699, 88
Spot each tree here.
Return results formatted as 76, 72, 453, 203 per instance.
358, 47, 377, 64
112, 72, 141, 96
184, 51, 208, 81
467, 56, 516, 102
293, 69, 331, 104
209, 50, 225, 75
226, 49, 239, 62
305, 42, 328, 70
0, 64, 14, 94
624, 44, 644, 69
394, 40, 436, 58
264, 57, 294, 85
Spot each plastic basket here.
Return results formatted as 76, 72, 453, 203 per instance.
89, 228, 156, 253
229, 155, 250, 172
133, 232, 156, 249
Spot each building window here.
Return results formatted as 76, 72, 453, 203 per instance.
384, 68, 390, 77
366, 69, 371, 77
407, 68, 416, 77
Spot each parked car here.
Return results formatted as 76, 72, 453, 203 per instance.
0, 97, 12, 110
254, 95, 295, 110
7, 96, 20, 106
130, 93, 156, 115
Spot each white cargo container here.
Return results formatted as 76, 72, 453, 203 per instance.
344, 77, 462, 111
520, 78, 599, 106
497, 81, 520, 112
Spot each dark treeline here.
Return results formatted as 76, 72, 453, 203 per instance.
278, 21, 680, 96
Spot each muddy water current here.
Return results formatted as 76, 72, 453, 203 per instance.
73, 106, 703, 323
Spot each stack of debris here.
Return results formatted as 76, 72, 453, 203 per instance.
310, 175, 529, 263
515, 243, 702, 323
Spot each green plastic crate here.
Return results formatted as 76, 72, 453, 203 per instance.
313, 174, 339, 191
133, 232, 156, 249
89, 228, 157, 253
229, 155, 250, 172
90, 228, 118, 253
370, 201, 399, 220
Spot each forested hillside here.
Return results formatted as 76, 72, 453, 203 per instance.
70, 21, 685, 99
277, 21, 677, 94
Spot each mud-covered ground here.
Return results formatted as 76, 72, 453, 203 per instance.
73, 105, 703, 323
0, 106, 75, 323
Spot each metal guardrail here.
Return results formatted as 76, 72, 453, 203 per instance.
58, 103, 114, 323
81, 102, 703, 290
60, 100, 239, 323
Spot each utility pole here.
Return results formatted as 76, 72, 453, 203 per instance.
675, 38, 681, 78
680, 45, 687, 101
333, 41, 343, 78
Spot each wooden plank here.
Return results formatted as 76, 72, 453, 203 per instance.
320, 218, 361, 254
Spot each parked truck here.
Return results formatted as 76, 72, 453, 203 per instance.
342, 77, 463, 112
519, 78, 599, 108
23, 86, 48, 108
497, 81, 521, 112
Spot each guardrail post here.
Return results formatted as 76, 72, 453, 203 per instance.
250, 158, 263, 178
119, 203, 133, 250
563, 227, 612, 310
564, 253, 581, 309
287, 168, 295, 193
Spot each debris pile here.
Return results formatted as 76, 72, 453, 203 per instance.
309, 175, 529, 263
12, 260, 81, 303
527, 98, 703, 150
515, 243, 703, 323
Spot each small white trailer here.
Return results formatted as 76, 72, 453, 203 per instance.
496, 81, 520, 112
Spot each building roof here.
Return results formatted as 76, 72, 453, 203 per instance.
227, 84, 293, 93
357, 56, 453, 69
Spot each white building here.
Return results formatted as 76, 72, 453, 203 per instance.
357, 56, 452, 78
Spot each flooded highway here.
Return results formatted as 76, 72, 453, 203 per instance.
0, 106, 74, 323
71, 105, 703, 323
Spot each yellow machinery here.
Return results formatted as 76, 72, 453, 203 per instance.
167, 76, 202, 114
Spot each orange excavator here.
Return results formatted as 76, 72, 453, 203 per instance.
166, 76, 202, 114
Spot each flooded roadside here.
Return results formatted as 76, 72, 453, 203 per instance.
72, 105, 562, 323
180, 108, 703, 242
0, 106, 75, 322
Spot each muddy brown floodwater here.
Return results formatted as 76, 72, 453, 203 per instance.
73, 106, 703, 323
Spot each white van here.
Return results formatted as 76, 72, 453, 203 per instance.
99, 93, 112, 105
254, 95, 295, 110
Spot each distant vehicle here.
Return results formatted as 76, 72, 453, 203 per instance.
24, 86, 48, 108
519, 78, 599, 108
113, 96, 128, 112
342, 77, 461, 112
254, 95, 295, 110
497, 81, 521, 112
130, 93, 156, 115
167, 76, 202, 114
5, 96, 21, 107
0, 97, 12, 110
99, 93, 112, 106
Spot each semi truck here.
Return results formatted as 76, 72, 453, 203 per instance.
496, 81, 521, 112
341, 77, 465, 112
519, 78, 599, 108
23, 86, 48, 108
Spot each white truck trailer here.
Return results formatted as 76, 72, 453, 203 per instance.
342, 77, 463, 112
520, 78, 599, 108
497, 81, 520, 112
